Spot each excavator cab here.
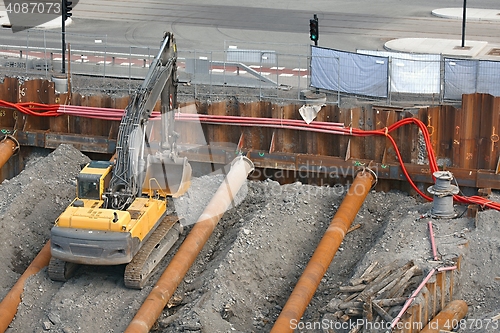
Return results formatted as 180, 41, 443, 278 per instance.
77, 161, 113, 200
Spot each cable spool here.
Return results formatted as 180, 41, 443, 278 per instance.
427, 171, 459, 218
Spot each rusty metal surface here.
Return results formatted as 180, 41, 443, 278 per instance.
396, 266, 461, 333
0, 242, 51, 333
2, 77, 500, 190
179, 144, 235, 165
420, 300, 468, 333
271, 170, 375, 333
45, 133, 116, 154
16, 130, 46, 147
0, 135, 18, 169
124, 156, 254, 333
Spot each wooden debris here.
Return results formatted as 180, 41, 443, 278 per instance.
343, 292, 359, 303
324, 260, 421, 327
363, 296, 373, 322
360, 261, 378, 278
332, 310, 344, 319
375, 297, 407, 307
391, 277, 416, 299
372, 300, 393, 323
384, 265, 421, 299
348, 262, 396, 286
358, 261, 413, 301
339, 285, 366, 293
348, 324, 362, 333
339, 301, 364, 310
347, 223, 362, 234
345, 308, 363, 316
340, 314, 350, 322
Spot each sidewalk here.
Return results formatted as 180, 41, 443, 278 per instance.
385, 8, 500, 60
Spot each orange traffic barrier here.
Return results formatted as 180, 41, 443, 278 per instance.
0, 242, 51, 333
125, 156, 254, 333
420, 300, 468, 333
271, 169, 375, 333
0, 135, 19, 169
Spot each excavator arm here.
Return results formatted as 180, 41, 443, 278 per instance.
105, 32, 180, 210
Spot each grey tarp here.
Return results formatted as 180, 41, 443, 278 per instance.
477, 60, 500, 97
358, 50, 440, 94
444, 58, 477, 100
311, 46, 388, 98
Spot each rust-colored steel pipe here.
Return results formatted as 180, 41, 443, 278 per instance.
0, 242, 51, 333
125, 156, 254, 333
420, 300, 468, 333
271, 169, 375, 333
0, 135, 20, 169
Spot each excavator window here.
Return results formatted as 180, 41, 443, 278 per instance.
78, 175, 101, 200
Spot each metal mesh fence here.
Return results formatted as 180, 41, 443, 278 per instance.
177, 48, 310, 101
2, 29, 500, 103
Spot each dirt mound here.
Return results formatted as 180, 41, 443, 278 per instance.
0, 145, 89, 300
1, 145, 499, 332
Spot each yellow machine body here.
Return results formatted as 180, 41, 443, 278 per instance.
51, 161, 168, 265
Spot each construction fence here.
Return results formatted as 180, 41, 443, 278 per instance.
311, 46, 500, 101
2, 29, 500, 103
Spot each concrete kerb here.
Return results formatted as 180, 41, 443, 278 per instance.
432, 8, 500, 22
383, 8, 500, 59
384, 38, 489, 58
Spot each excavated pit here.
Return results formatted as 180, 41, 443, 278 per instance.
0, 145, 499, 333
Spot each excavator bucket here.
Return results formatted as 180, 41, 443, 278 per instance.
142, 154, 192, 198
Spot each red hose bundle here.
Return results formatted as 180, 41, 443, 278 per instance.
2, 100, 499, 211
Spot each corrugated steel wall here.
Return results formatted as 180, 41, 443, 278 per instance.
1, 77, 499, 185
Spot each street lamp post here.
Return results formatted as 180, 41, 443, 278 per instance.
461, 0, 467, 47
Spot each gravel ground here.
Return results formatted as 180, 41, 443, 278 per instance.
1, 144, 498, 333
0, 73, 499, 332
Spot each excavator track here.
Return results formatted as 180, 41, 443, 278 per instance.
48, 257, 79, 282
124, 215, 181, 289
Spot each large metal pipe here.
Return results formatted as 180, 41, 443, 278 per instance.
420, 300, 468, 333
271, 169, 375, 333
125, 155, 254, 333
0, 242, 51, 333
0, 135, 20, 169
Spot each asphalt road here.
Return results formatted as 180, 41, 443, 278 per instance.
1, 0, 500, 56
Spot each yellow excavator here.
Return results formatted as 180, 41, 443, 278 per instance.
49, 32, 191, 289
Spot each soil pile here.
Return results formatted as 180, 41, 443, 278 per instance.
0, 145, 499, 333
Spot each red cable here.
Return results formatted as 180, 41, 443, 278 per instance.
1, 100, 499, 211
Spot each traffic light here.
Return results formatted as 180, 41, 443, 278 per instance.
63, 0, 73, 21
309, 17, 319, 42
